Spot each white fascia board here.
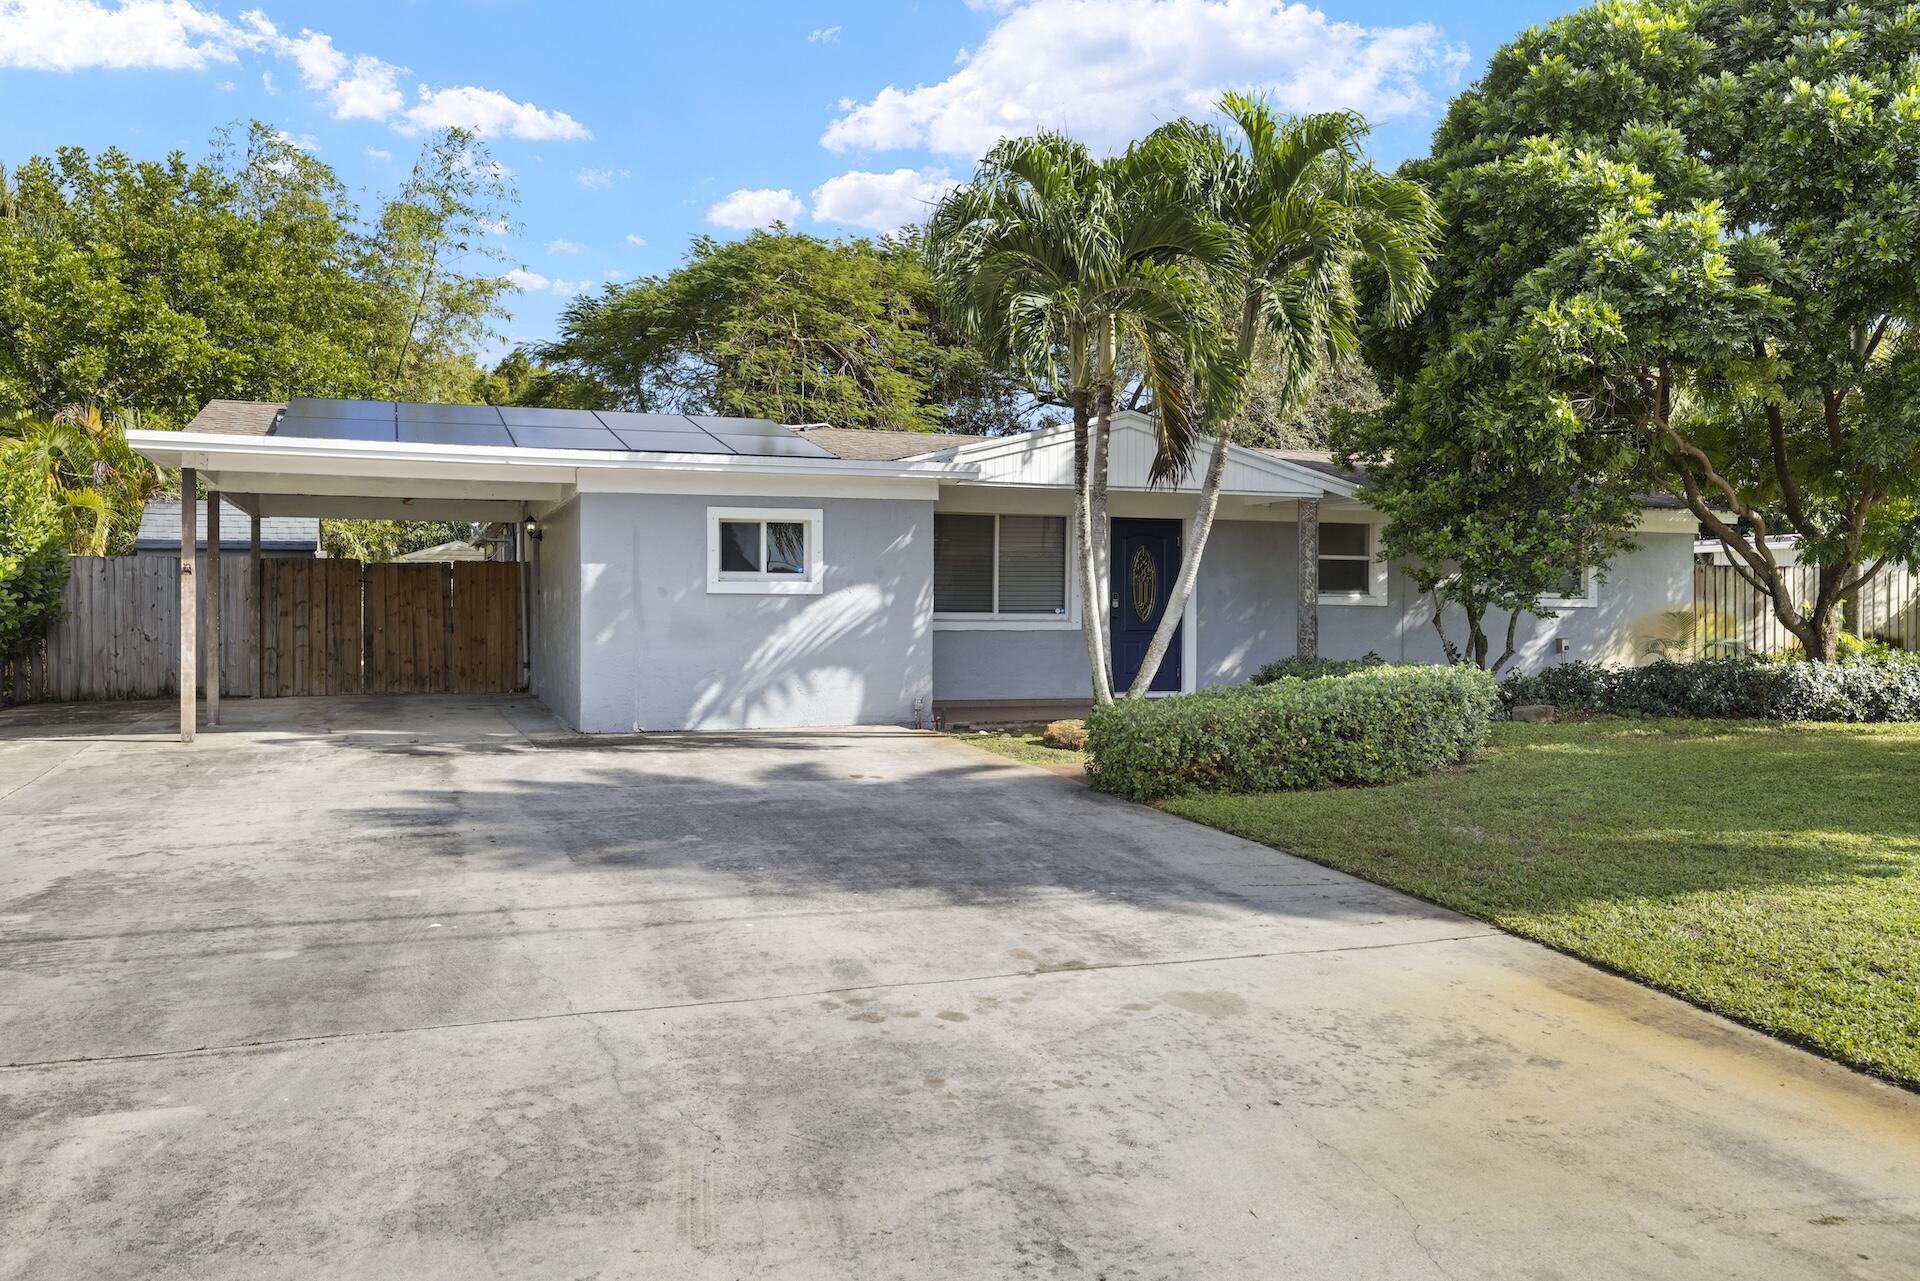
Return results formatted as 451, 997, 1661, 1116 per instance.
940, 421, 1361, 499
127, 430, 979, 495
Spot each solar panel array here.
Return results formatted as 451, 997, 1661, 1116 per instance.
277, 400, 836, 459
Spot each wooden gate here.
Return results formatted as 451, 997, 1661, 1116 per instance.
358, 561, 522, 694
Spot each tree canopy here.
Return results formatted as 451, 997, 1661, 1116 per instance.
1355, 0, 1920, 660
0, 122, 516, 425
535, 228, 1028, 435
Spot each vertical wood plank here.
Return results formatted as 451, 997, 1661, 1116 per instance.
179, 475, 196, 743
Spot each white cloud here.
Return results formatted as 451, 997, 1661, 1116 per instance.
546, 238, 580, 254
1, 1, 591, 141
259, 68, 274, 93
624, 233, 647, 247
807, 25, 840, 43
0, 0, 263, 70
365, 146, 392, 160
401, 84, 590, 140
604, 269, 628, 281
822, 0, 1466, 156
810, 167, 956, 231
707, 187, 805, 229
575, 166, 630, 190
549, 277, 592, 297
506, 268, 549, 291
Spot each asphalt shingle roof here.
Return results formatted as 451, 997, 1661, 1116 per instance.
134, 499, 319, 553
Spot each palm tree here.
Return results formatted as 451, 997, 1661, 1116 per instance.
927, 133, 1221, 704
1120, 96, 1438, 697
1, 403, 164, 555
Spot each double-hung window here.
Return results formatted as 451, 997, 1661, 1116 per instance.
1317, 520, 1385, 605
1541, 566, 1599, 609
706, 507, 824, 595
934, 513, 1070, 623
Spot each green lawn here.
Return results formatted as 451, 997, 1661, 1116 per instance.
946, 726, 1088, 770
956, 718, 1920, 1085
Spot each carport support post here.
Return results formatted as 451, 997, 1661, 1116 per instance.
179, 467, 196, 744
251, 514, 263, 700
1297, 497, 1320, 660
206, 491, 221, 724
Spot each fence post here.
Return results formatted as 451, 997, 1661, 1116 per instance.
179, 472, 196, 744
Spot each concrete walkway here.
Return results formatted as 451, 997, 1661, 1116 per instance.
1, 695, 1916, 1279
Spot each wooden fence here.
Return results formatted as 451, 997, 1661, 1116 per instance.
2, 556, 523, 705
1692, 560, 1920, 655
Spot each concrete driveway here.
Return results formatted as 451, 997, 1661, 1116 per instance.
2, 695, 1917, 1280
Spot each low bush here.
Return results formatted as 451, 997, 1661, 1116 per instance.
1040, 719, 1088, 751
1249, 652, 1385, 685
1086, 664, 1497, 801
1499, 656, 1920, 722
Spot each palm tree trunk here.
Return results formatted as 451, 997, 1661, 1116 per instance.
1070, 389, 1112, 704
1126, 422, 1230, 698
1089, 373, 1117, 701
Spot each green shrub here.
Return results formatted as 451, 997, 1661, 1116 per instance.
0, 467, 70, 665
1499, 657, 1920, 722
1249, 652, 1385, 685
1087, 664, 1497, 801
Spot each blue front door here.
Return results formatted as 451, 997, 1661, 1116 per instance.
1110, 518, 1183, 694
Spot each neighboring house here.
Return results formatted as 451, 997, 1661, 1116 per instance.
128, 400, 1697, 732
133, 499, 320, 557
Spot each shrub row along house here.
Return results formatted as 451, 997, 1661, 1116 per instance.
128, 399, 1697, 734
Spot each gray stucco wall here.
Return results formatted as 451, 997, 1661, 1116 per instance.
530, 498, 582, 728
931, 518, 1698, 701
572, 492, 934, 731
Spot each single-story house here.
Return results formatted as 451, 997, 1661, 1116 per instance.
134, 499, 320, 557
128, 400, 1697, 734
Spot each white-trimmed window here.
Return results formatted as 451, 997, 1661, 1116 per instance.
706, 507, 824, 595
1317, 520, 1387, 605
933, 513, 1072, 626
1541, 566, 1599, 609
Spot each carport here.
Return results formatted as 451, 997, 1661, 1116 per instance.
130, 400, 576, 743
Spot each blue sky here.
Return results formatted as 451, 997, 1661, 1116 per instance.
2, 0, 1572, 358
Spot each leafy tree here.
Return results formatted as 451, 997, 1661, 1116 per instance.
0, 124, 372, 422
0, 463, 70, 665
928, 133, 1219, 703
1366, 0, 1920, 661
320, 519, 473, 563
1122, 99, 1436, 695
475, 350, 614, 410
1235, 339, 1383, 451
359, 129, 517, 403
537, 227, 1028, 434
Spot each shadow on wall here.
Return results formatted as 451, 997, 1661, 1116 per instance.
587, 521, 931, 731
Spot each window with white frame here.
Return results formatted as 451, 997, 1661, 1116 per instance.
1317, 521, 1384, 603
706, 507, 824, 595
934, 513, 1070, 621
1541, 566, 1599, 609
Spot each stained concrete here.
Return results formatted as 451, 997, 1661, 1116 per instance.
1, 695, 1916, 1280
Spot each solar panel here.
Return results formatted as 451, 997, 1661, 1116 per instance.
503, 424, 626, 451
686, 415, 788, 438
711, 433, 836, 459
398, 420, 514, 447
275, 414, 398, 442
286, 398, 396, 421
593, 411, 706, 434
607, 429, 735, 454
499, 406, 594, 429
396, 402, 505, 425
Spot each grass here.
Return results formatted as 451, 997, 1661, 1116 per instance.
946, 725, 1089, 770
1167, 719, 1920, 1086
956, 717, 1920, 1086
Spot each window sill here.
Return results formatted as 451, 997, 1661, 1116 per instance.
1540, 597, 1598, 610
708, 577, 823, 596
1319, 592, 1388, 608
934, 615, 1078, 631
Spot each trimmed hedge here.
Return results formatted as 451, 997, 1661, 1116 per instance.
1249, 652, 1385, 684
1499, 657, 1920, 722
1086, 664, 1498, 801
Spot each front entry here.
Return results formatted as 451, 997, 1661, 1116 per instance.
1110, 518, 1183, 694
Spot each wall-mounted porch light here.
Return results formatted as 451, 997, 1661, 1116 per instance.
524, 516, 543, 542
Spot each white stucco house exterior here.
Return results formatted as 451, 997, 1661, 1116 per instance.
131, 400, 1699, 733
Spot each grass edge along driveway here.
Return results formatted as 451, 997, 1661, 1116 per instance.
955, 719, 1920, 1087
